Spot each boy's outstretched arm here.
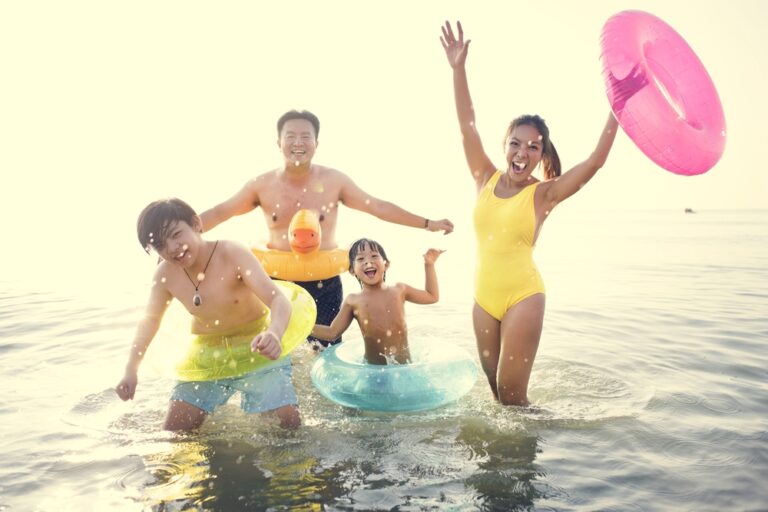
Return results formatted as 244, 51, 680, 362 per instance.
199, 180, 260, 233
338, 173, 454, 234
116, 279, 172, 401
312, 299, 355, 341
403, 249, 445, 305
230, 243, 292, 360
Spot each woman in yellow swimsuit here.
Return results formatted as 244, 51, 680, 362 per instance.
440, 21, 620, 406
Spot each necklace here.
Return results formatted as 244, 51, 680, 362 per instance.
183, 240, 219, 306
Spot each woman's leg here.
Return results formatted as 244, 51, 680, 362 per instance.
472, 302, 501, 400
497, 294, 545, 406
164, 400, 207, 431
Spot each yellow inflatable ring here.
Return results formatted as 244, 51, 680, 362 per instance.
175, 281, 317, 381
251, 248, 349, 281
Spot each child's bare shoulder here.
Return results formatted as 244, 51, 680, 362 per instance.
344, 290, 364, 307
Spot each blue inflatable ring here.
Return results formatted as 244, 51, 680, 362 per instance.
310, 339, 477, 412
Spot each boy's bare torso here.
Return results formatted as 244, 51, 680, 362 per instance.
155, 241, 269, 334
348, 284, 411, 364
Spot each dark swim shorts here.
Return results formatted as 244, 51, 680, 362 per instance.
276, 276, 343, 349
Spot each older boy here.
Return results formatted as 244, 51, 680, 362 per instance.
199, 110, 454, 348
115, 198, 301, 430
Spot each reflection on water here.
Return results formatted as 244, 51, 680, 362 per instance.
1, 210, 767, 510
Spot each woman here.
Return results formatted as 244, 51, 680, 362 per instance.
440, 21, 619, 405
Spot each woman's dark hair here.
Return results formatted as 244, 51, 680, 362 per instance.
503, 114, 562, 180
137, 198, 197, 252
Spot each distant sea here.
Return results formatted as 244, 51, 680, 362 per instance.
1, 209, 766, 511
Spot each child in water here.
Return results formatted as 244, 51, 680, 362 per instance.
311, 239, 444, 364
115, 198, 300, 430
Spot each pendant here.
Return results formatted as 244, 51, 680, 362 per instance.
193, 290, 202, 307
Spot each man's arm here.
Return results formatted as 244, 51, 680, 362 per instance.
199, 180, 260, 233
338, 173, 454, 234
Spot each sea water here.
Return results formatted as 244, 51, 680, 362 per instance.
0, 209, 766, 511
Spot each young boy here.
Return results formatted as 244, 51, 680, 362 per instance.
311, 239, 444, 365
115, 198, 300, 430
199, 110, 454, 348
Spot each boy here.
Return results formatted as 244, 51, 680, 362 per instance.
115, 198, 300, 430
311, 238, 443, 364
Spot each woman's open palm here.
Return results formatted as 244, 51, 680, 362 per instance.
440, 21, 470, 68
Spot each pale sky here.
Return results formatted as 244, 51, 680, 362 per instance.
1, 0, 766, 289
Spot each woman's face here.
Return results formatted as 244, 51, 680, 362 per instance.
505, 124, 544, 178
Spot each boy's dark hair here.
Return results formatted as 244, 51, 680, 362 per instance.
277, 110, 320, 138
348, 238, 389, 272
137, 198, 198, 252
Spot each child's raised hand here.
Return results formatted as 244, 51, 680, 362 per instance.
251, 330, 282, 360
116, 372, 138, 401
423, 248, 445, 264
440, 21, 470, 69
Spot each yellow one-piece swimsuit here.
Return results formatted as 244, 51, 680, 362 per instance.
473, 171, 545, 321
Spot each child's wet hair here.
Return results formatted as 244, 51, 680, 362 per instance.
348, 238, 389, 272
137, 198, 198, 252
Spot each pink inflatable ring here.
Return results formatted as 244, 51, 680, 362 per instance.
600, 10, 726, 175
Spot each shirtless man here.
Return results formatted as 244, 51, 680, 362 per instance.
199, 110, 453, 348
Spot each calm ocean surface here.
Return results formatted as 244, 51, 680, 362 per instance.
1, 209, 766, 511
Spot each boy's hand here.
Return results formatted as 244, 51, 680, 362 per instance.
423, 248, 446, 264
116, 372, 138, 401
427, 218, 454, 235
251, 330, 282, 360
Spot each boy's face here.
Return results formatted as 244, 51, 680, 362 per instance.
351, 244, 389, 286
278, 119, 318, 166
151, 219, 201, 267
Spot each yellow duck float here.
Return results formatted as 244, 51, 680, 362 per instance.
252, 209, 348, 282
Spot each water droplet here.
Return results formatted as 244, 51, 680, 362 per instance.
160, 277, 167, 283
245, 269, 252, 276
365, 198, 371, 205
197, 272, 205, 281
386, 329, 392, 337
482, 349, 490, 357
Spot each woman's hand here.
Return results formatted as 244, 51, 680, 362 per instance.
440, 21, 470, 69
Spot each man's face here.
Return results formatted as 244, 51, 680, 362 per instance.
278, 118, 318, 166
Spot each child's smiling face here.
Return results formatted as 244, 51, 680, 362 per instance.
152, 220, 202, 268
351, 243, 388, 286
